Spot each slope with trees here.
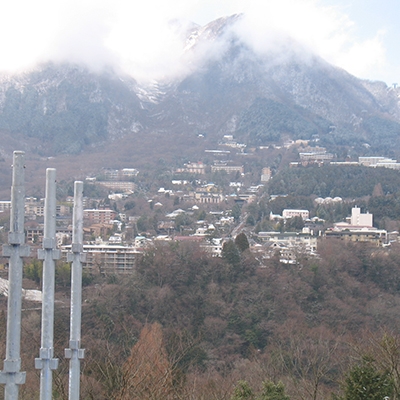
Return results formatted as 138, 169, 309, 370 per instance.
6, 238, 400, 398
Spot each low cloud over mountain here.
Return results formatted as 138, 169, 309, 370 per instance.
0, 15, 399, 160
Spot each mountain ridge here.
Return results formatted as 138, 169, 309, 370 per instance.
0, 14, 399, 162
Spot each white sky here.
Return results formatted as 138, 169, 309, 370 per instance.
0, 0, 398, 85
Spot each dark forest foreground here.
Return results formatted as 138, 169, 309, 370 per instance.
2, 239, 400, 399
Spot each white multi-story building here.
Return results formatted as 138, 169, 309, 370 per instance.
350, 206, 373, 227
282, 209, 310, 220
0, 201, 11, 212
327, 206, 388, 246
258, 231, 318, 253
358, 156, 400, 169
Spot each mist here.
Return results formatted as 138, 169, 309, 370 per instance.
0, 0, 389, 84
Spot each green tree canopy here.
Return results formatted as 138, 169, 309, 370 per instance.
259, 381, 290, 400
231, 380, 255, 400
235, 232, 250, 252
340, 355, 394, 400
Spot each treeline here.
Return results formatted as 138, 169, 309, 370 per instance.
235, 98, 400, 154
268, 165, 400, 198
236, 98, 327, 145
5, 239, 400, 398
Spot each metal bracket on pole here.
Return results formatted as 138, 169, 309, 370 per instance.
0, 358, 26, 386
64, 340, 85, 360
34, 348, 59, 370
37, 248, 61, 261
2, 244, 30, 258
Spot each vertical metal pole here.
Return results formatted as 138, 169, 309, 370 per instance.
35, 168, 60, 399
65, 181, 85, 400
0, 151, 30, 399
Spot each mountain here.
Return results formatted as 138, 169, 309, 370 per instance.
0, 14, 399, 165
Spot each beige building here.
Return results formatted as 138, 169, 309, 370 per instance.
176, 162, 206, 174
299, 151, 333, 162
194, 192, 224, 204
25, 198, 45, 217
62, 244, 141, 274
325, 229, 387, 246
211, 165, 244, 174
97, 181, 136, 192
261, 167, 271, 182
84, 209, 117, 224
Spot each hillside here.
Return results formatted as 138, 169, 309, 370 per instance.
4, 239, 400, 399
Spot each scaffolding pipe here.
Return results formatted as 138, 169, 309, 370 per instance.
35, 168, 60, 399
0, 151, 30, 399
65, 181, 85, 400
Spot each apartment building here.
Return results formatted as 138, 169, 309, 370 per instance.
62, 244, 141, 274
83, 209, 117, 224
282, 209, 310, 220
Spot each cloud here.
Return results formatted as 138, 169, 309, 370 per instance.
334, 30, 387, 80
0, 0, 391, 83
233, 0, 388, 80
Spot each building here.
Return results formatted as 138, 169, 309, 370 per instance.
26, 226, 44, 244
299, 151, 334, 162
103, 168, 138, 180
258, 231, 318, 253
83, 209, 117, 225
25, 198, 45, 217
325, 229, 387, 246
282, 209, 310, 220
326, 206, 387, 246
177, 162, 206, 174
120, 168, 139, 178
97, 181, 136, 192
26, 226, 73, 245
201, 238, 224, 257
0, 201, 11, 212
333, 206, 373, 230
261, 167, 272, 182
211, 165, 244, 174
193, 192, 224, 204
358, 156, 393, 167
350, 206, 373, 227
62, 244, 141, 274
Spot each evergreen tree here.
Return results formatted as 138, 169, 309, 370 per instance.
23, 259, 43, 284
340, 355, 394, 400
258, 381, 290, 400
235, 232, 250, 252
222, 240, 241, 266
232, 203, 242, 222
231, 380, 255, 400
222, 239, 243, 280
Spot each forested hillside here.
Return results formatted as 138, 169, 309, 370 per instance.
268, 165, 400, 198
4, 239, 400, 399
